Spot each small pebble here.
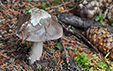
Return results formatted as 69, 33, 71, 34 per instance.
9, 29, 12, 33
0, 35, 2, 38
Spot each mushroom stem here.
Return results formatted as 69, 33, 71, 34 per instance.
29, 42, 43, 65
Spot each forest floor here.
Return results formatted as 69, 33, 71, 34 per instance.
0, 0, 113, 71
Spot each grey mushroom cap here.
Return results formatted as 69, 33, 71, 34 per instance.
15, 8, 63, 42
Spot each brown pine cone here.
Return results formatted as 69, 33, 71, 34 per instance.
74, 0, 113, 19
86, 26, 113, 60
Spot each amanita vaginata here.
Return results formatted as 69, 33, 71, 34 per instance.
15, 8, 63, 65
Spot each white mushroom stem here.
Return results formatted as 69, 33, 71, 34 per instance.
29, 42, 43, 65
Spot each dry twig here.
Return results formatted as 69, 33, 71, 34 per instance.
61, 37, 69, 64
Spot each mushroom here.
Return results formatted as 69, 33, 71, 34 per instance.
15, 8, 63, 65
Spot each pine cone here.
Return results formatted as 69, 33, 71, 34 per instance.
74, 0, 113, 19
86, 26, 113, 60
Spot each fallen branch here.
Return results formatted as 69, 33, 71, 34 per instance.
57, 13, 113, 33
